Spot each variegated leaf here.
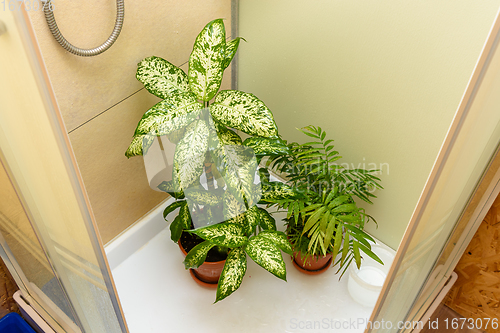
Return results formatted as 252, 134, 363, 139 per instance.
216, 247, 247, 303
158, 180, 185, 199
125, 93, 202, 158
221, 37, 243, 69
178, 203, 191, 230
250, 184, 263, 206
258, 230, 293, 255
260, 182, 300, 203
133, 93, 202, 137
185, 188, 223, 206
125, 134, 155, 158
184, 240, 216, 269
244, 206, 260, 235
245, 235, 286, 280
258, 208, 277, 231
223, 191, 247, 222
210, 90, 278, 138
217, 125, 242, 145
172, 119, 209, 191
136, 56, 189, 99
190, 222, 247, 248
243, 137, 289, 157
188, 19, 226, 101
212, 145, 260, 206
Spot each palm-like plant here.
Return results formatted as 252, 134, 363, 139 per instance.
126, 19, 292, 302
264, 126, 384, 276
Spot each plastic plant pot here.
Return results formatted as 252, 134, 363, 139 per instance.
347, 244, 395, 307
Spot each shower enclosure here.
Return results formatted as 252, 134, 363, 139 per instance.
2, 1, 500, 332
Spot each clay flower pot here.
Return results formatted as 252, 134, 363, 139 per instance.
178, 239, 226, 288
292, 251, 333, 275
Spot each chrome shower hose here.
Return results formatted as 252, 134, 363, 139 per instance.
42, 0, 124, 57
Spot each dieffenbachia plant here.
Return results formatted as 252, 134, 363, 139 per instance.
126, 19, 292, 302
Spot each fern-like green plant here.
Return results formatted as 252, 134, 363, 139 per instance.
263, 126, 384, 277
126, 19, 291, 302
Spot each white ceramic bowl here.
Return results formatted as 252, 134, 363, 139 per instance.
347, 243, 395, 307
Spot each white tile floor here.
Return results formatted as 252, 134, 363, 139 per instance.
111, 211, 387, 333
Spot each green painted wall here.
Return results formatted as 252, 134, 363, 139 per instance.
238, 0, 500, 249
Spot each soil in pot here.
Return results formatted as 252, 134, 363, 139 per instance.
292, 251, 333, 275
179, 231, 227, 287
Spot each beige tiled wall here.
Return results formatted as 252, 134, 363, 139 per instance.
27, 0, 234, 244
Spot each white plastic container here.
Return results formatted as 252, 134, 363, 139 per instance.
347, 243, 395, 307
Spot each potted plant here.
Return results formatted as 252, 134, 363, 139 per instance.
262, 126, 384, 276
125, 19, 292, 302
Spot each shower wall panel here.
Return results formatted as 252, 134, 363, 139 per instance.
26, 0, 233, 244
238, 0, 500, 249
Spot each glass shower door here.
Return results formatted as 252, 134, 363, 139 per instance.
0, 7, 128, 333
0, 158, 80, 332
368, 7, 500, 333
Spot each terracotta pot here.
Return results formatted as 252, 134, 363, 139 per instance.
178, 239, 226, 288
292, 251, 333, 275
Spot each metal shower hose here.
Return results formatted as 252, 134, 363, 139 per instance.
42, 0, 124, 57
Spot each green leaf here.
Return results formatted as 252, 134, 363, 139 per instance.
344, 224, 376, 244
336, 214, 362, 223
188, 19, 226, 101
172, 119, 209, 191
324, 190, 338, 205
136, 56, 189, 99
258, 208, 277, 231
242, 137, 289, 157
170, 215, 184, 242
340, 236, 350, 266
319, 210, 330, 233
324, 217, 337, 249
190, 222, 247, 248
222, 37, 244, 69
358, 243, 384, 265
258, 230, 293, 255
216, 247, 247, 303
328, 195, 349, 209
353, 241, 361, 269
210, 90, 278, 138
184, 240, 216, 269
302, 206, 327, 234
331, 203, 357, 213
163, 200, 186, 220
331, 222, 343, 261
245, 235, 286, 280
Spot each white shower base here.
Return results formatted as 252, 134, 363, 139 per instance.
107, 200, 394, 333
